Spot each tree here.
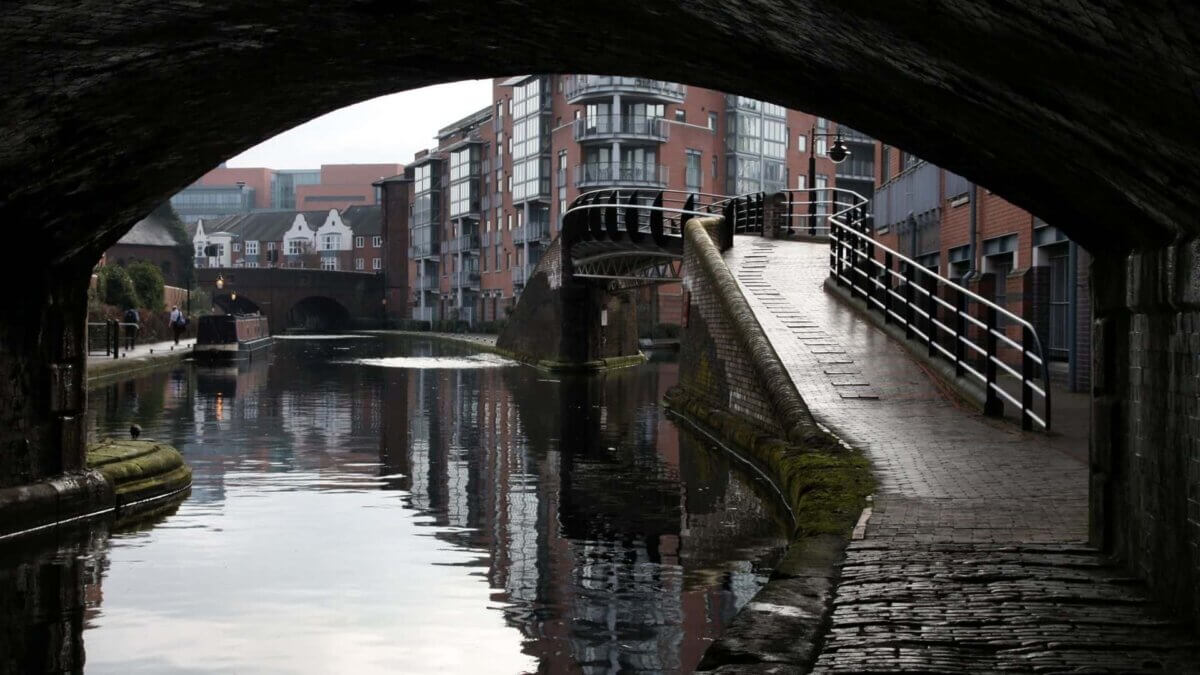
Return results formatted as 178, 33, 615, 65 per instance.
151, 201, 194, 285
126, 261, 165, 310
97, 264, 138, 309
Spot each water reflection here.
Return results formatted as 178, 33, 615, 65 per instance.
8, 337, 788, 673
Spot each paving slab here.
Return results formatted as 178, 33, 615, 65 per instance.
724, 236, 1200, 672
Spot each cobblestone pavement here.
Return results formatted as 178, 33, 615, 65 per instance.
725, 236, 1200, 672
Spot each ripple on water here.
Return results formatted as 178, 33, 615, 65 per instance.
272, 334, 377, 340
345, 353, 515, 369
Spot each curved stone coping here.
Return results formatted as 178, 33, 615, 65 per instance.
0, 440, 192, 542
684, 218, 825, 446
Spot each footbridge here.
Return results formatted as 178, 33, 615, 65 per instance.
193, 267, 384, 333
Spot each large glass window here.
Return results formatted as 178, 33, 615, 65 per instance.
685, 150, 702, 193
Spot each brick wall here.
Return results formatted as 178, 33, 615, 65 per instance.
673, 218, 822, 444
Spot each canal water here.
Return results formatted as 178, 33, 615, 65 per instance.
2, 336, 790, 674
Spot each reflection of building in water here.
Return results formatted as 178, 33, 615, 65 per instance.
399, 360, 785, 673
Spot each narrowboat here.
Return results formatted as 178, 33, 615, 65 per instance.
193, 314, 272, 362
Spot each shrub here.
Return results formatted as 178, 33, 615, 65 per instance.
98, 265, 138, 309
126, 261, 165, 311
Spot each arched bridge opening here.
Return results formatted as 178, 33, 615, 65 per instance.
287, 296, 351, 332
212, 292, 262, 317
2, 0, 1199, 632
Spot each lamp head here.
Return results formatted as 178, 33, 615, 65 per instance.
215, 275, 224, 289
828, 136, 851, 164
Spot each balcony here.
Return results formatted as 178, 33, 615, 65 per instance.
410, 242, 440, 259
456, 234, 481, 253
565, 75, 686, 104
512, 266, 527, 287
573, 115, 669, 143
452, 270, 481, 289
574, 162, 668, 189
414, 275, 439, 292
513, 220, 552, 245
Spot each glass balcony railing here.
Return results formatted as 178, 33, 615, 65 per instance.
414, 275, 439, 291
513, 220, 552, 244
452, 270, 481, 288
409, 242, 440, 259
565, 75, 686, 103
511, 266, 527, 286
574, 162, 668, 188
573, 115, 669, 142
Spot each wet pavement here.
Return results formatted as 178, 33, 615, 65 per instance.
725, 236, 1200, 672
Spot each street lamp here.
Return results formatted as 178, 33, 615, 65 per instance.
216, 274, 225, 290
807, 125, 851, 235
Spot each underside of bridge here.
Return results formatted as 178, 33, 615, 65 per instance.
3, 0, 1200, 626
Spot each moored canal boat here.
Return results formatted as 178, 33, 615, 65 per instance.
193, 313, 272, 362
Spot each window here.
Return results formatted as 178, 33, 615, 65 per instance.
372, 235, 382, 247
245, 240, 259, 255
372, 258, 381, 271
195, 244, 205, 257
496, 132, 504, 158
232, 242, 241, 252
320, 233, 341, 251
267, 241, 276, 251
321, 257, 337, 271
355, 258, 364, 270
797, 134, 806, 153
246, 262, 258, 268
712, 154, 718, 179
797, 175, 806, 190
507, 214, 513, 230
816, 137, 827, 156
355, 236, 364, 248
708, 111, 718, 130
287, 238, 307, 255
685, 149, 702, 193
674, 109, 686, 123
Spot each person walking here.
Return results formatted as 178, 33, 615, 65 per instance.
122, 306, 140, 351
169, 305, 186, 345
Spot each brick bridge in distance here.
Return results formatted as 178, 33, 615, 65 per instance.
194, 267, 384, 332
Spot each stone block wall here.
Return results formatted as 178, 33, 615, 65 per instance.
1092, 238, 1200, 628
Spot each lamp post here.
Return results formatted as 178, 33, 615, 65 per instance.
807, 125, 851, 235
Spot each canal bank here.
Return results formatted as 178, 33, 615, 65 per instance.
0, 439, 192, 541
88, 338, 196, 386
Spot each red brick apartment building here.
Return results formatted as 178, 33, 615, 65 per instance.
381, 75, 851, 329
871, 146, 1091, 391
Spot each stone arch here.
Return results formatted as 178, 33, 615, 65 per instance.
287, 296, 352, 332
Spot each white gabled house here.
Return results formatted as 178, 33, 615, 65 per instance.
313, 209, 353, 270
191, 218, 235, 267
283, 213, 318, 266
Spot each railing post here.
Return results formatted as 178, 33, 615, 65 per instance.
984, 305, 1002, 417
882, 252, 893, 325
1021, 324, 1034, 431
785, 194, 794, 235
954, 289, 966, 377
924, 272, 937, 358
902, 261, 915, 339
829, 222, 837, 279
111, 319, 120, 359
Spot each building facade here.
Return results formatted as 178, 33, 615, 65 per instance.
192, 206, 384, 273
871, 146, 1091, 391
172, 163, 403, 223
392, 75, 848, 328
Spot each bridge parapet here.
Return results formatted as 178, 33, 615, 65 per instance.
194, 267, 383, 332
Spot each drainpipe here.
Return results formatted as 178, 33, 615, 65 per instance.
963, 181, 979, 284
1066, 239, 1079, 391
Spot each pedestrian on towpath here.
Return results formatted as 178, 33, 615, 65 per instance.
123, 306, 140, 350
169, 305, 186, 345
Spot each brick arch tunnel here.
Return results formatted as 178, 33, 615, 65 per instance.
2, 0, 1199, 622
287, 296, 352, 332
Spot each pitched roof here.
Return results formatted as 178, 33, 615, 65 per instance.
341, 205, 381, 235
117, 213, 179, 247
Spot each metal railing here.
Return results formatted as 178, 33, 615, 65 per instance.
414, 276, 439, 291
574, 162, 669, 188
511, 266, 526, 286
573, 115, 669, 142
87, 320, 141, 359
564, 75, 686, 103
726, 187, 1052, 431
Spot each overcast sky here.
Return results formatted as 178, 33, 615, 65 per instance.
227, 79, 493, 169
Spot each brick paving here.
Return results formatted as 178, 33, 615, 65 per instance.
725, 236, 1200, 672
